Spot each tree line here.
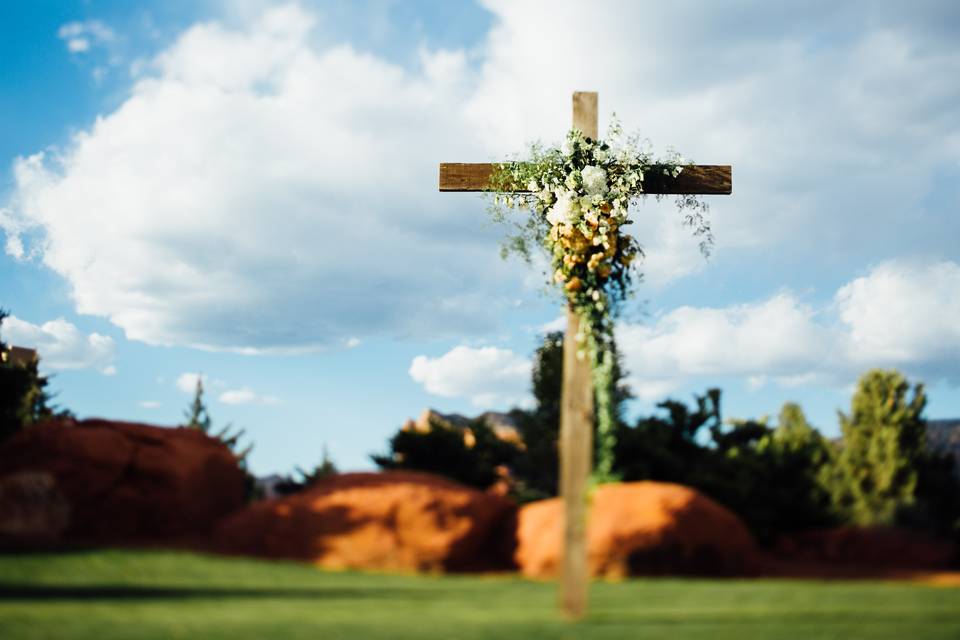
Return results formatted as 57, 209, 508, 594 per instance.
4, 308, 957, 542
374, 332, 960, 543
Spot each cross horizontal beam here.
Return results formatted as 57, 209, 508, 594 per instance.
438, 163, 732, 195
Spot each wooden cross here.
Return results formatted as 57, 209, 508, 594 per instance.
438, 92, 731, 620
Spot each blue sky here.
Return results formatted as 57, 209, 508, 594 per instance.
2, 1, 958, 475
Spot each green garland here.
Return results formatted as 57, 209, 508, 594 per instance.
486, 119, 713, 483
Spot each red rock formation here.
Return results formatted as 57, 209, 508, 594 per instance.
0, 418, 246, 547
516, 481, 755, 578
214, 471, 516, 572
403, 409, 525, 449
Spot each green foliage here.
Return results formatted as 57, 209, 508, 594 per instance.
183, 378, 213, 433
372, 341, 957, 540
371, 415, 522, 490
510, 331, 631, 499
510, 332, 564, 499
275, 445, 339, 496
613, 374, 958, 541
614, 392, 835, 543
298, 444, 338, 483
182, 377, 253, 466
714, 404, 835, 542
371, 331, 630, 500
823, 369, 959, 532
0, 308, 63, 441
824, 369, 927, 526
614, 389, 723, 486
486, 123, 713, 488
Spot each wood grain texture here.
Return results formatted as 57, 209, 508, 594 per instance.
439, 163, 732, 195
572, 91, 598, 139
559, 307, 593, 621
437, 163, 499, 192
557, 90, 599, 623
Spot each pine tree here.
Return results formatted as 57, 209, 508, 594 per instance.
511, 332, 565, 498
182, 377, 252, 465
183, 378, 213, 433
826, 369, 927, 526
512, 331, 631, 498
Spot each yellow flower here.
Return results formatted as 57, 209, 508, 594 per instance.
561, 228, 590, 254
565, 277, 583, 292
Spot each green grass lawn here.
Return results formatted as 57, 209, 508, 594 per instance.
1, 550, 958, 639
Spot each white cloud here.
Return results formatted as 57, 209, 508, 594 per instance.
6, 5, 513, 353
837, 259, 960, 367
175, 372, 207, 394
618, 293, 835, 398
57, 20, 115, 55
345, 337, 361, 349
415, 260, 960, 406
619, 259, 960, 396
539, 315, 566, 334
218, 387, 279, 406
409, 345, 531, 408
140, 400, 161, 409
1, 316, 115, 372
177, 372, 277, 405
466, 1, 960, 282
5, 2, 959, 355
0, 207, 26, 259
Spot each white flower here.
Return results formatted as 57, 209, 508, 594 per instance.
581, 165, 608, 196
564, 172, 579, 190
594, 148, 609, 162
528, 179, 540, 192
546, 190, 575, 226
561, 139, 574, 156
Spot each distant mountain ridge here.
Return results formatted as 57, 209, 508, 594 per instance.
403, 408, 524, 448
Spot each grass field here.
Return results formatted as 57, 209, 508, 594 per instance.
1, 550, 959, 639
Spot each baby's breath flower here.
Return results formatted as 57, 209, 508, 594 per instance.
484, 119, 712, 484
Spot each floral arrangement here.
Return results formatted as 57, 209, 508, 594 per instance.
486, 119, 712, 481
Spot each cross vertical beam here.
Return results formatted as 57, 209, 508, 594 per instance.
558, 91, 598, 620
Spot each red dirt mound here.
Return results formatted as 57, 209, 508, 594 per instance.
0, 418, 246, 547
516, 481, 755, 578
213, 471, 516, 572
774, 526, 957, 570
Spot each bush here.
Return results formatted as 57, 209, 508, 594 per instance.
371, 415, 522, 490
822, 369, 960, 534
614, 392, 835, 543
